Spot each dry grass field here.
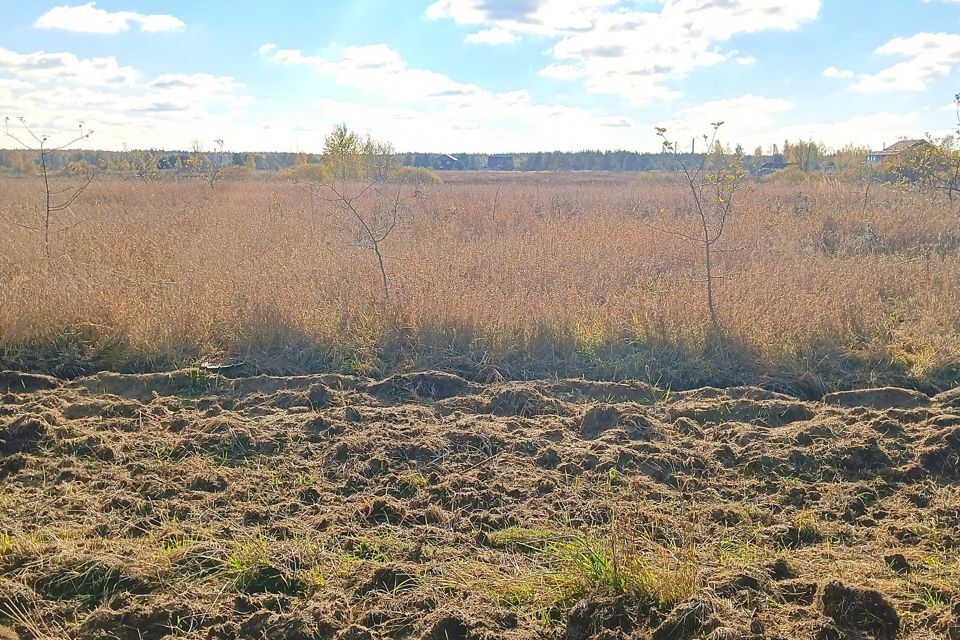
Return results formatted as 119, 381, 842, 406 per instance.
1, 174, 958, 393
1, 173, 959, 640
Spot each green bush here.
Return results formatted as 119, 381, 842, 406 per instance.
396, 166, 441, 184
761, 166, 818, 184
280, 163, 331, 182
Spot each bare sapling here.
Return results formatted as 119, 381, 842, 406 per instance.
188, 138, 226, 188
300, 179, 418, 305
2, 116, 95, 259
293, 125, 419, 306
649, 122, 746, 328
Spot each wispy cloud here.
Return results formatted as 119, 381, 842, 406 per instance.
850, 32, 960, 93
823, 66, 854, 79
466, 27, 520, 45
260, 43, 637, 151
0, 45, 248, 150
0, 46, 139, 85
657, 94, 795, 144
262, 43, 485, 102
428, 0, 820, 103
35, 3, 185, 34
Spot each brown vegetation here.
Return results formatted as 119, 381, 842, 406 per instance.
1, 174, 958, 394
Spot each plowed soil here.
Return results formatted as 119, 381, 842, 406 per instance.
1, 369, 958, 639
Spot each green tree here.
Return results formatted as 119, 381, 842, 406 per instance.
363, 135, 398, 182
323, 124, 362, 180
790, 139, 823, 172
186, 138, 225, 187
131, 150, 161, 182
751, 145, 764, 173
888, 138, 960, 201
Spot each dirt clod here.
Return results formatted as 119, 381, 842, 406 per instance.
779, 580, 819, 606
767, 558, 798, 581
565, 594, 638, 640
821, 580, 900, 640
240, 564, 306, 596
884, 553, 911, 574
360, 565, 417, 595
0, 415, 46, 454
652, 597, 717, 640
422, 613, 470, 640
336, 625, 381, 640
918, 425, 960, 477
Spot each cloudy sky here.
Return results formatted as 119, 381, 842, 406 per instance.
1, 0, 959, 153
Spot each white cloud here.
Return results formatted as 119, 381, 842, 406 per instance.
35, 2, 185, 34
148, 73, 245, 95
656, 94, 795, 145
661, 0, 820, 40
762, 111, 934, 150
850, 32, 960, 93
0, 46, 139, 85
0, 45, 251, 150
261, 42, 638, 152
262, 43, 485, 102
427, 0, 820, 103
823, 66, 854, 79
301, 95, 637, 152
425, 0, 618, 35
0, 78, 33, 91
465, 27, 519, 45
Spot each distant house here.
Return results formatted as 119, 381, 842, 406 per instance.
757, 160, 795, 176
866, 139, 927, 164
432, 154, 459, 171
487, 154, 514, 171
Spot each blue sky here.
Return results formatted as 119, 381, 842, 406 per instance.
1, 1, 959, 153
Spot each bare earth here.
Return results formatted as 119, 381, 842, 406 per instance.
1, 370, 958, 639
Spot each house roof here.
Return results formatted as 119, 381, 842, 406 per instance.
759, 161, 795, 168
436, 154, 458, 161
873, 139, 925, 155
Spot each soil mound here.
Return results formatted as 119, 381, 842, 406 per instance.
0, 371, 60, 393
368, 371, 474, 401
823, 387, 930, 409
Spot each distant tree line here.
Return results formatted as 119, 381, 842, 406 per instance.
0, 147, 709, 175
401, 150, 715, 172
0, 148, 738, 175
0, 136, 944, 179
0, 147, 327, 175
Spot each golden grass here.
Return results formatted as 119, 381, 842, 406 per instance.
1, 174, 958, 392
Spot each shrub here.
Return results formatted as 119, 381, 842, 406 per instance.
396, 166, 441, 184
280, 162, 331, 182
761, 166, 818, 184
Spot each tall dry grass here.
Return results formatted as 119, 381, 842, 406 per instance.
0, 173, 958, 394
